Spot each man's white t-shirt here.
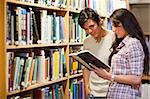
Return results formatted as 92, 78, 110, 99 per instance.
83, 30, 115, 97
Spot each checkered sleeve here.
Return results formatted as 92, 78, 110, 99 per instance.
128, 40, 144, 76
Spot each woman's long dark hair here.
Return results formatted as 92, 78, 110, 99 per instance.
109, 8, 149, 75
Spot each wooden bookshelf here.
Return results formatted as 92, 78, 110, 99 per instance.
0, 0, 130, 98
69, 73, 83, 79
142, 75, 150, 81
7, 0, 68, 12
7, 77, 68, 96
69, 42, 83, 46
0, 0, 6, 98
69, 9, 80, 14
4, 0, 70, 98
7, 43, 68, 50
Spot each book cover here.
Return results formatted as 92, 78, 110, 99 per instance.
69, 50, 110, 71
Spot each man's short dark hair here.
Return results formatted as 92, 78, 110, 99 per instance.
78, 8, 100, 28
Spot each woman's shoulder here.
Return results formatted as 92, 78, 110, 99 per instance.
125, 36, 142, 49
126, 36, 140, 44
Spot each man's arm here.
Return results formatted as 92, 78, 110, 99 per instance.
83, 68, 91, 97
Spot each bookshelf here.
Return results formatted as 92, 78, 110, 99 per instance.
0, 0, 131, 99
7, 77, 68, 96
0, 0, 6, 98
142, 75, 150, 81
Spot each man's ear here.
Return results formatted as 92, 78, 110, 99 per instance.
99, 18, 103, 25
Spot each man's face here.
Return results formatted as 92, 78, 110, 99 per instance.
83, 19, 101, 39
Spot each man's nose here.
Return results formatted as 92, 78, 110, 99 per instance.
88, 29, 93, 34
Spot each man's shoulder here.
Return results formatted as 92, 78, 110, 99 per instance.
106, 30, 115, 36
83, 35, 95, 49
105, 30, 116, 41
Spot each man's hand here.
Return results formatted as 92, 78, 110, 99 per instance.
85, 84, 92, 96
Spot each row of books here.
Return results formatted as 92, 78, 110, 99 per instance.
69, 79, 84, 99
69, 46, 83, 75
69, 0, 127, 17
69, 58, 82, 75
9, 84, 65, 99
6, 6, 67, 46
6, 48, 67, 92
69, 0, 85, 11
86, 0, 107, 16
69, 46, 84, 99
107, 0, 127, 16
69, 13, 87, 43
17, 0, 67, 8
33, 85, 65, 99
69, 0, 127, 34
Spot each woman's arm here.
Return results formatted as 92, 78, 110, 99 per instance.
111, 74, 142, 85
91, 65, 142, 85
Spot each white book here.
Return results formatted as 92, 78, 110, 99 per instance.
13, 57, 20, 90
37, 50, 46, 83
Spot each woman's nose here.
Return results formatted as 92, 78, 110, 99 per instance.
112, 27, 116, 32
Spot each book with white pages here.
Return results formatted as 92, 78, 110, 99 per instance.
69, 50, 110, 71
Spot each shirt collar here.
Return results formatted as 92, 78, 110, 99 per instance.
117, 36, 130, 50
122, 35, 130, 45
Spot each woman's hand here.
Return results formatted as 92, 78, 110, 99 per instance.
90, 64, 111, 81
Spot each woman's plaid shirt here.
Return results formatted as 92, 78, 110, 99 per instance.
107, 36, 144, 99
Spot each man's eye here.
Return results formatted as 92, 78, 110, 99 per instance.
89, 26, 94, 29
89, 25, 94, 28
85, 29, 88, 31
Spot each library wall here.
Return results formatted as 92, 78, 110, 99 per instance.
130, 4, 150, 35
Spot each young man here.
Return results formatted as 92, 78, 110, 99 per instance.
78, 8, 115, 98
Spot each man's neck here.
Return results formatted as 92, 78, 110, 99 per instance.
96, 28, 107, 43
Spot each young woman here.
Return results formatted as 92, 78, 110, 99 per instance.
91, 8, 149, 99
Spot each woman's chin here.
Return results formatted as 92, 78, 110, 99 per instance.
117, 35, 122, 39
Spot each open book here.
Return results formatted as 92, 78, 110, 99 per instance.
69, 50, 110, 71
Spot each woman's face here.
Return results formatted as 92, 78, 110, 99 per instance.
112, 23, 128, 38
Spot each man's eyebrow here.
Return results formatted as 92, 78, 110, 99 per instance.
89, 24, 94, 27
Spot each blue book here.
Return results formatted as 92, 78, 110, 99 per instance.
73, 83, 78, 99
